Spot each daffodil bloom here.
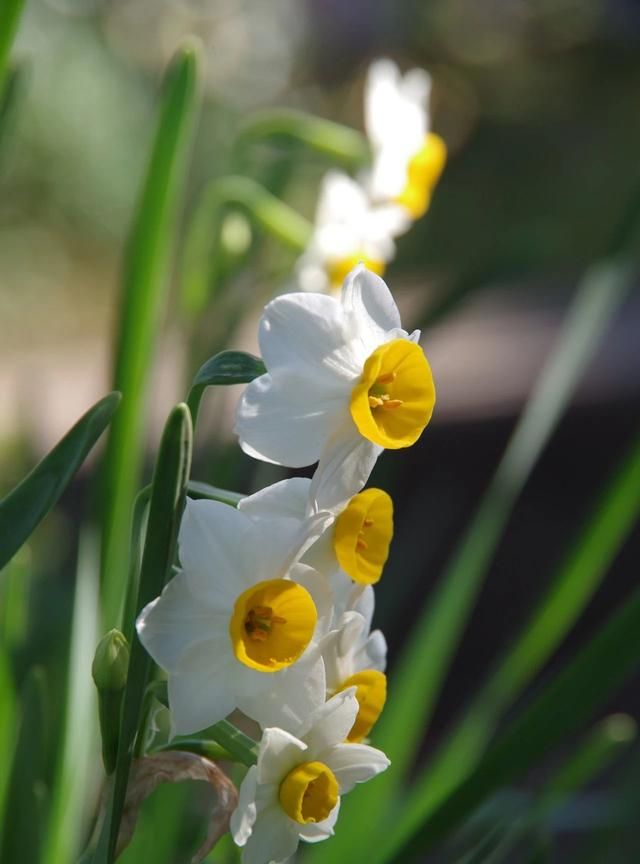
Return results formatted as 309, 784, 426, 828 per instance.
230, 690, 390, 864
239, 476, 394, 588
235, 264, 436, 511
365, 58, 447, 219
136, 498, 333, 735
295, 170, 409, 294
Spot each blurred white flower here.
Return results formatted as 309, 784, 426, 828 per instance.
295, 170, 409, 295
235, 265, 436, 512
230, 689, 390, 864
365, 58, 447, 218
136, 498, 333, 735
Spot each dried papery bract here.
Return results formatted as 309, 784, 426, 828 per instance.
115, 751, 238, 863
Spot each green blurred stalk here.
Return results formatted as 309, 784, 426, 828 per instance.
0, 0, 25, 97
100, 45, 199, 629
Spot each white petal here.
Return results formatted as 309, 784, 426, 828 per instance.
136, 576, 229, 672
298, 689, 359, 756
341, 264, 402, 339
240, 514, 329, 584
230, 765, 258, 846
322, 742, 390, 793
256, 727, 308, 785
242, 805, 299, 864
297, 798, 341, 843
363, 629, 387, 673
168, 645, 236, 736
310, 419, 382, 512
238, 477, 311, 521
351, 584, 375, 627
235, 373, 344, 468
301, 526, 340, 580
178, 499, 252, 599
237, 653, 326, 733
290, 563, 334, 634
259, 291, 360, 385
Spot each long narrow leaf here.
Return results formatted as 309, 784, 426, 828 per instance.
308, 257, 633, 864
97, 404, 192, 864
0, 392, 120, 570
397, 427, 640, 830
101, 44, 199, 629
187, 350, 266, 424
382, 583, 640, 863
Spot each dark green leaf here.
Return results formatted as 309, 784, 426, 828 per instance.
0, 392, 120, 570
187, 350, 266, 423
95, 403, 192, 864
0, 0, 25, 97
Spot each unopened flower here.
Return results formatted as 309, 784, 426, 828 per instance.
230, 690, 390, 864
235, 264, 436, 511
136, 499, 332, 735
365, 58, 447, 219
296, 170, 409, 295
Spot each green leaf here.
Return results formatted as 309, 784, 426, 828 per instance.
98, 403, 192, 864
0, 666, 47, 864
0, 648, 17, 850
382, 584, 640, 863
181, 175, 312, 316
100, 43, 200, 630
396, 427, 640, 833
186, 480, 244, 507
45, 531, 101, 864
0, 392, 121, 571
307, 256, 633, 864
187, 350, 266, 424
0, 0, 25, 97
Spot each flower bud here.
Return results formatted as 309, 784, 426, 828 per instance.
92, 629, 129, 692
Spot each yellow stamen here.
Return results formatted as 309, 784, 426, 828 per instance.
229, 579, 317, 672
350, 338, 435, 449
395, 133, 447, 219
279, 761, 339, 824
333, 488, 394, 585
338, 670, 387, 742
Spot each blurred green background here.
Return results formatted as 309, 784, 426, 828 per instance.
1, 1, 640, 862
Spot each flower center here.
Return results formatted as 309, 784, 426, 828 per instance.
279, 761, 339, 824
229, 579, 317, 673
349, 338, 435, 449
338, 670, 387, 742
395, 132, 447, 219
326, 254, 385, 291
333, 488, 393, 585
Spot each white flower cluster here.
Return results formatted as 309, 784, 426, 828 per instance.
137, 265, 436, 863
297, 58, 447, 295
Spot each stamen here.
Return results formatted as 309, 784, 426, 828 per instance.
244, 605, 287, 642
363, 519, 374, 528
375, 371, 397, 385
382, 399, 403, 410
368, 395, 384, 408
356, 538, 368, 551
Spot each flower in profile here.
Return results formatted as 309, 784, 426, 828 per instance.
365, 58, 447, 219
136, 498, 332, 735
230, 689, 390, 864
296, 170, 409, 295
235, 264, 436, 511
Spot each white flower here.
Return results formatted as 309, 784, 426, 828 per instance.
230, 689, 390, 864
365, 58, 447, 218
235, 264, 436, 511
320, 609, 387, 742
296, 170, 409, 295
136, 498, 333, 735
239, 475, 394, 590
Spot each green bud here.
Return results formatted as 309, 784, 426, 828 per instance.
92, 629, 129, 692
92, 630, 129, 775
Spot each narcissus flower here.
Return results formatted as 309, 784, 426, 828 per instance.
239, 476, 394, 588
235, 264, 436, 511
136, 498, 332, 735
296, 170, 409, 294
230, 690, 389, 864
365, 58, 447, 219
